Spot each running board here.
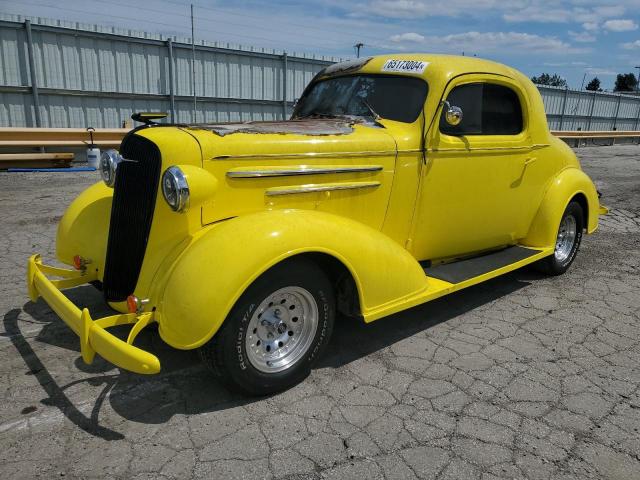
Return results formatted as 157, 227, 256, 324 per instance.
364, 245, 553, 323
423, 246, 542, 284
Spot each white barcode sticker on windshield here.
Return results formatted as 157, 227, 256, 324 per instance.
381, 59, 428, 74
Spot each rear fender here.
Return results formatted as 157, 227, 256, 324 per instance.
157, 209, 428, 349
523, 167, 600, 248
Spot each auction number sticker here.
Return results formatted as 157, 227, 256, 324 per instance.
381, 59, 428, 74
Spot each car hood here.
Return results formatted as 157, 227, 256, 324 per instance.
177, 118, 398, 227
180, 117, 397, 162
185, 118, 357, 137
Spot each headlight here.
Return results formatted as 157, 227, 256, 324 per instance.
100, 149, 122, 187
162, 166, 190, 213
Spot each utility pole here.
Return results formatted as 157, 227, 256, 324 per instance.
191, 4, 197, 122
354, 42, 364, 58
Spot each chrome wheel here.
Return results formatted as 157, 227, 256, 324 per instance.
245, 286, 319, 373
555, 214, 577, 263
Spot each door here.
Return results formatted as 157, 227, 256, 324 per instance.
412, 74, 535, 261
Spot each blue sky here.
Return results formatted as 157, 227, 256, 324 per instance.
2, 0, 639, 90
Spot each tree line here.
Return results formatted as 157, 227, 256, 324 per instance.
530, 72, 639, 92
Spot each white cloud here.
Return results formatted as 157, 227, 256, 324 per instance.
499, 3, 635, 27
621, 39, 640, 49
501, 2, 628, 24
602, 19, 638, 32
390, 32, 425, 42
543, 61, 589, 67
537, 62, 616, 77
361, 0, 506, 18
585, 67, 617, 76
503, 6, 574, 23
352, 0, 640, 29
591, 5, 626, 18
367, 0, 429, 18
439, 31, 583, 53
388, 30, 588, 55
569, 31, 597, 42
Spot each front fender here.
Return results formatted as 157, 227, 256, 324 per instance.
157, 209, 428, 349
523, 167, 600, 248
56, 182, 113, 274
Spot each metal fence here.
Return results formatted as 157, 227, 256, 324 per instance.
538, 85, 640, 131
1, 15, 640, 131
0, 15, 339, 128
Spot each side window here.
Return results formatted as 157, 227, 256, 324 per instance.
440, 82, 523, 136
482, 84, 523, 135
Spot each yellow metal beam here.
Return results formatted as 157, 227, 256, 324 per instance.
0, 127, 130, 147
0, 152, 74, 169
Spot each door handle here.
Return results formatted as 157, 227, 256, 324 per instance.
524, 157, 537, 166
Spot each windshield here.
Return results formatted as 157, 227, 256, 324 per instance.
293, 74, 428, 123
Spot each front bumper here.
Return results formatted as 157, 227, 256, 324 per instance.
26, 254, 160, 374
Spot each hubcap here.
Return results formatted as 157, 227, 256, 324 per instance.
245, 286, 318, 373
554, 214, 577, 263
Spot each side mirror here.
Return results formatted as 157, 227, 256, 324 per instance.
442, 101, 463, 126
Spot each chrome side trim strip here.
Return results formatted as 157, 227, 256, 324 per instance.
428, 144, 549, 153
213, 149, 420, 161
265, 181, 380, 196
227, 165, 383, 178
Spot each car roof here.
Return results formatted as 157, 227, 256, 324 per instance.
355, 54, 521, 82
317, 54, 526, 87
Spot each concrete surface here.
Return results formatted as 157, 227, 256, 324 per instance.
0, 145, 639, 479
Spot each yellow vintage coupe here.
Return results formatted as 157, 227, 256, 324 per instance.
27, 54, 606, 395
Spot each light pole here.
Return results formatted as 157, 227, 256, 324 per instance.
354, 43, 364, 58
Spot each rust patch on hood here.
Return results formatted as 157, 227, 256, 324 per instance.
185, 118, 362, 137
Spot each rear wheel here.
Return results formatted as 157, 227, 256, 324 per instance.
199, 258, 335, 396
534, 200, 583, 275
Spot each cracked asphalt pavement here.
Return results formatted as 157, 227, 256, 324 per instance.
1, 144, 639, 479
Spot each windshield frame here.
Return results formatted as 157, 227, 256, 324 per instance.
291, 73, 429, 124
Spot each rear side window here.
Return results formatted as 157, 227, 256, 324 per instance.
440, 82, 523, 136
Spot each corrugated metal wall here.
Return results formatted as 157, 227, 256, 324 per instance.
538, 85, 640, 131
0, 15, 338, 127
1, 15, 640, 130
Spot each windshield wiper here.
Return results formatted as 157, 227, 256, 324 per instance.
295, 112, 354, 120
359, 98, 381, 121
295, 112, 333, 119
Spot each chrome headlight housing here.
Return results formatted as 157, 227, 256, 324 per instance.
99, 149, 122, 187
162, 166, 190, 213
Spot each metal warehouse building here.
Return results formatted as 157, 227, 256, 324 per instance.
1, 14, 640, 130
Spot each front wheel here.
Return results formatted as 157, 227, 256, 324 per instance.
199, 258, 335, 396
534, 200, 584, 276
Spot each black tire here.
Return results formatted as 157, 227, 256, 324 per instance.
199, 258, 335, 396
534, 200, 584, 276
